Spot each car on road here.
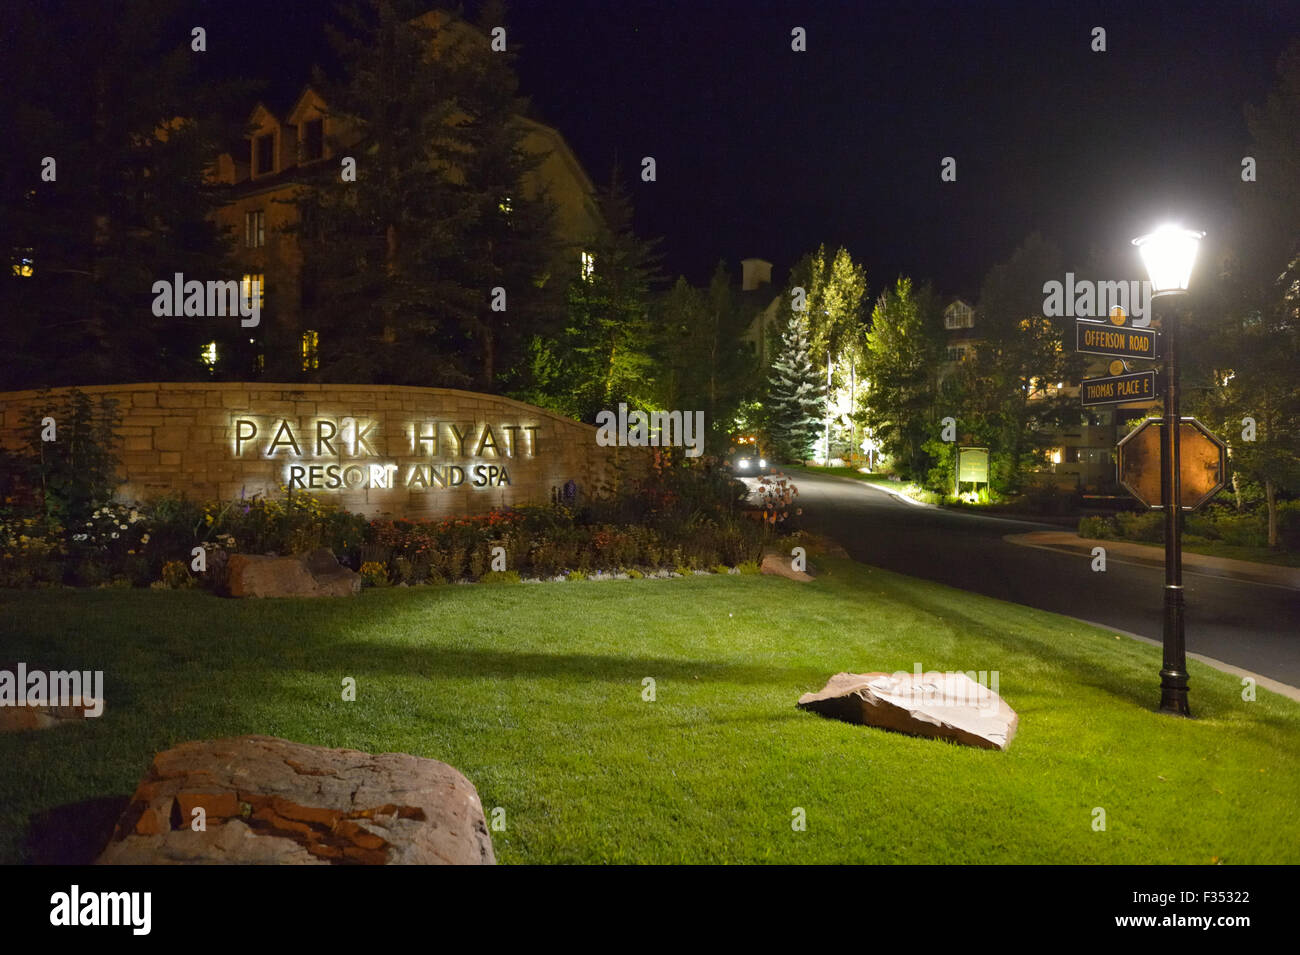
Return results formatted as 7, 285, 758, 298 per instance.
725, 444, 772, 476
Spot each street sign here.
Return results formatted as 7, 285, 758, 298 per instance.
1081, 370, 1158, 406
1075, 320, 1159, 360
957, 447, 989, 483
1116, 417, 1227, 511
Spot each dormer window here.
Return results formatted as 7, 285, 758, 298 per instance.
302, 119, 324, 162
254, 134, 275, 176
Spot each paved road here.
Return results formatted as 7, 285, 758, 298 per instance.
790, 469, 1300, 688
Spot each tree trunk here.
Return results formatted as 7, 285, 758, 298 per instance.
1266, 478, 1278, 549
1232, 470, 1242, 511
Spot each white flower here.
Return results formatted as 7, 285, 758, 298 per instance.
119, 524, 128, 530
111, 532, 119, 539
141, 534, 150, 544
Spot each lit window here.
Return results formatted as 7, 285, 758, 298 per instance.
580, 250, 595, 281
242, 273, 264, 309
11, 250, 34, 277
1050, 448, 1063, 465
245, 210, 265, 248
201, 341, 218, 370
301, 329, 319, 371
498, 196, 512, 216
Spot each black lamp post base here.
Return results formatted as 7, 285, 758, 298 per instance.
1159, 669, 1192, 716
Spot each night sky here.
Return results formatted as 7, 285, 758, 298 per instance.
203, 0, 1300, 297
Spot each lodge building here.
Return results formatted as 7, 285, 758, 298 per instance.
206, 9, 602, 380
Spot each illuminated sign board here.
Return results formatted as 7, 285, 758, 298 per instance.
1080, 371, 1158, 406
231, 416, 538, 492
1074, 321, 1158, 360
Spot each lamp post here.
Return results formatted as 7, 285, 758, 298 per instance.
1133, 225, 1204, 716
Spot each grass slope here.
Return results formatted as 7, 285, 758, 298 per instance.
1, 561, 1297, 864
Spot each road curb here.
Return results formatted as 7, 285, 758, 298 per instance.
1057, 615, 1300, 704
1004, 531, 1300, 591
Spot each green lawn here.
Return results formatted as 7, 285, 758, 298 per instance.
2, 560, 1298, 864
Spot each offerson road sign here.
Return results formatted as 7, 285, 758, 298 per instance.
1075, 320, 1159, 359
1117, 417, 1227, 510
1080, 370, 1157, 406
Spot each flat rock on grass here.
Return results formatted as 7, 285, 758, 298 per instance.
798, 671, 1018, 751
226, 548, 360, 598
97, 735, 494, 864
760, 551, 814, 582
0, 697, 102, 733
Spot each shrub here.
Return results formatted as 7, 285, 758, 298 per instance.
1077, 516, 1114, 539
626, 568, 644, 579
392, 557, 417, 585
1115, 510, 1164, 543
468, 547, 489, 579
737, 560, 761, 575
566, 570, 587, 582
161, 560, 193, 589
1278, 500, 1300, 550
360, 561, 390, 587
1216, 514, 1267, 548
17, 389, 122, 526
481, 570, 521, 585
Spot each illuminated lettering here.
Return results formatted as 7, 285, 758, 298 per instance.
268, 420, 301, 456
449, 423, 471, 456
476, 424, 500, 456
235, 419, 257, 455
316, 419, 337, 456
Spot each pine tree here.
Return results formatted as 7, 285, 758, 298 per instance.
0, 0, 240, 390
768, 311, 824, 462
549, 164, 665, 420
861, 277, 945, 480
292, 2, 483, 386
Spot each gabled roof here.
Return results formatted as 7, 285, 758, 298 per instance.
286, 86, 329, 126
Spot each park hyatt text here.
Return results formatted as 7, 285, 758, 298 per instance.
232, 416, 539, 492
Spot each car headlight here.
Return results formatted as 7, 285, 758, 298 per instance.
738, 458, 751, 469
759, 458, 767, 468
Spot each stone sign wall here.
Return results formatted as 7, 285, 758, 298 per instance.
0, 383, 644, 519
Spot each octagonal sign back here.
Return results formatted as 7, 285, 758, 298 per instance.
1116, 417, 1227, 511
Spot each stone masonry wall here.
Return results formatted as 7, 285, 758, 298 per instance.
0, 383, 645, 520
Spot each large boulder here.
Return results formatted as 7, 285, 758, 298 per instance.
760, 550, 814, 582
97, 735, 495, 864
226, 548, 360, 597
798, 671, 1018, 750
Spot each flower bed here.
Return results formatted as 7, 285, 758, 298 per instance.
1, 454, 784, 589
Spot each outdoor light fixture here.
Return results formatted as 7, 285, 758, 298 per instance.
1133, 225, 1204, 296
1133, 223, 1204, 716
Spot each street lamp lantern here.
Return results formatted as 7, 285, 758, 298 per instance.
1133, 225, 1204, 296
1132, 222, 1204, 717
